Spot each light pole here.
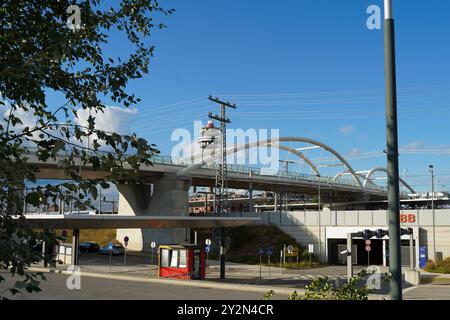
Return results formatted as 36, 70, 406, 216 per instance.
317, 178, 321, 261
384, 0, 402, 300
429, 164, 436, 262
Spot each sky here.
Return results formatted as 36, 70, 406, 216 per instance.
48, 0, 450, 193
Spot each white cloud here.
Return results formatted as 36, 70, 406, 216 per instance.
339, 125, 355, 136
400, 141, 424, 150
348, 148, 361, 156
76, 105, 137, 135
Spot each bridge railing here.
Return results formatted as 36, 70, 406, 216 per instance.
23, 147, 386, 192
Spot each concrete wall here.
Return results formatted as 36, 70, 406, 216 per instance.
233, 209, 450, 263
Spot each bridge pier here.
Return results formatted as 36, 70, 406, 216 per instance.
116, 173, 192, 251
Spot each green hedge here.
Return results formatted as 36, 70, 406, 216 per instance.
424, 257, 450, 274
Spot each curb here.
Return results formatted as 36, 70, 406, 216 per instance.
29, 267, 301, 296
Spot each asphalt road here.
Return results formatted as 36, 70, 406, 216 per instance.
0, 272, 284, 300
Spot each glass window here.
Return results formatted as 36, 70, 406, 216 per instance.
161, 249, 170, 267
170, 250, 179, 267
179, 250, 187, 268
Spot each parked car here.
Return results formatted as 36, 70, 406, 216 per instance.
99, 243, 124, 256
79, 242, 100, 253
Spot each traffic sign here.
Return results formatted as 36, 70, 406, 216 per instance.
107, 242, 113, 251
124, 236, 129, 246
308, 244, 314, 253
259, 248, 264, 255
365, 245, 372, 252
266, 247, 273, 255
205, 246, 210, 253
205, 239, 212, 246
365, 239, 371, 245
287, 245, 293, 253
151, 241, 156, 248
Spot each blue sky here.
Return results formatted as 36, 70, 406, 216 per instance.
51, 0, 450, 192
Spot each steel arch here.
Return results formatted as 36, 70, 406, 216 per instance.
178, 137, 363, 188
363, 167, 416, 194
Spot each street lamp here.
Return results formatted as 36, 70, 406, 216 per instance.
384, 0, 402, 300
429, 164, 436, 262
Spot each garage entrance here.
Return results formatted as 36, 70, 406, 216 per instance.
328, 238, 384, 266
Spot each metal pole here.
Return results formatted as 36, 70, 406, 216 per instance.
260, 254, 262, 279
248, 170, 253, 212
151, 248, 154, 266
109, 249, 112, 271
409, 233, 414, 270
318, 182, 321, 261
220, 245, 225, 279
347, 233, 353, 283
430, 165, 436, 262
124, 246, 127, 266
384, 0, 402, 300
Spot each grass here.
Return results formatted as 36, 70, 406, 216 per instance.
420, 277, 450, 285
54, 229, 117, 246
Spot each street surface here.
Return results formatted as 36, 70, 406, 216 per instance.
0, 272, 284, 300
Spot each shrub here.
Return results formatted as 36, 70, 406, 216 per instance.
436, 257, 450, 274
424, 259, 436, 272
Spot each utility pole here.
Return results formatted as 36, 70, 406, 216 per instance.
208, 95, 236, 280
208, 95, 236, 217
384, 0, 402, 300
279, 160, 295, 176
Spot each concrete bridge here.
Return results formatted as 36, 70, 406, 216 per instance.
22, 135, 414, 251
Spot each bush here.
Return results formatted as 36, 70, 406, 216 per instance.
424, 258, 450, 274
436, 257, 450, 274
424, 259, 436, 272
264, 270, 391, 300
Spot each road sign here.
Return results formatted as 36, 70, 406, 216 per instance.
124, 236, 129, 246
365, 239, 371, 245
205, 246, 210, 253
285, 245, 298, 257
151, 241, 156, 248
308, 244, 314, 253
205, 239, 212, 246
259, 248, 264, 255
365, 245, 372, 252
266, 247, 273, 255
107, 242, 113, 251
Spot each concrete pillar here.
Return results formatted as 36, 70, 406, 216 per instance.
71, 229, 80, 266
116, 173, 192, 251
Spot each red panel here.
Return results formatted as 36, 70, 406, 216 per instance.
159, 267, 190, 280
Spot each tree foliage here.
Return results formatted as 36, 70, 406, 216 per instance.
0, 0, 173, 298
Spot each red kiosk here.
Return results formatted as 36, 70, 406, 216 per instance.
158, 244, 206, 280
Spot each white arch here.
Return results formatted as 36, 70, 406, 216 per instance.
178, 137, 363, 188
186, 143, 321, 177
363, 167, 416, 194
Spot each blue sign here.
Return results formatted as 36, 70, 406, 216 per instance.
205, 246, 210, 253
419, 246, 427, 268
266, 247, 273, 255
258, 248, 264, 255
107, 242, 113, 251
